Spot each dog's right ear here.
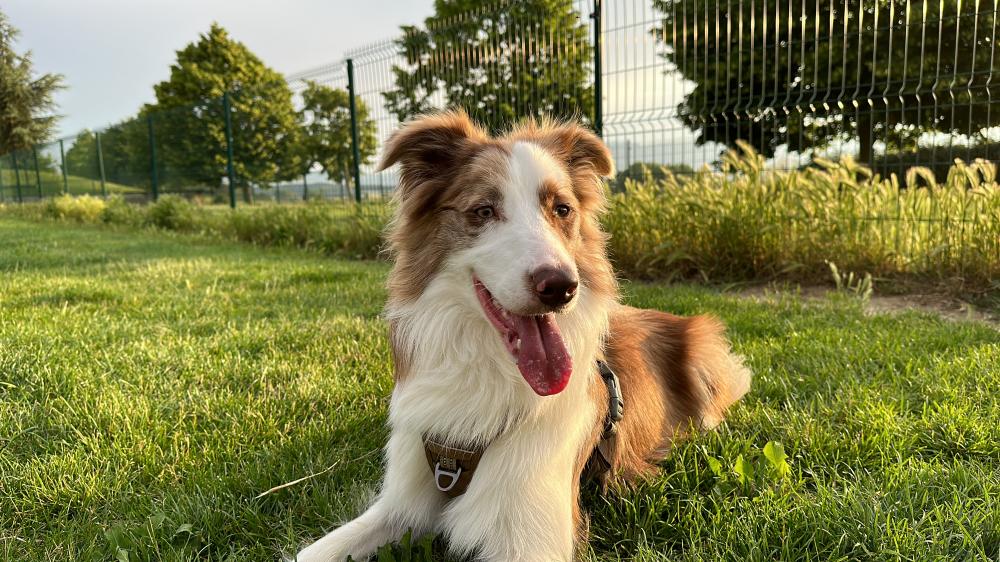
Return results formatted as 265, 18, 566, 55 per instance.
378, 110, 487, 208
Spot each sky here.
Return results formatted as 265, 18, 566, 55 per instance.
5, 0, 436, 137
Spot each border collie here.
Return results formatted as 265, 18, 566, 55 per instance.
296, 111, 751, 561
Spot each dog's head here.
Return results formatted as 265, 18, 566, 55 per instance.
381, 111, 616, 396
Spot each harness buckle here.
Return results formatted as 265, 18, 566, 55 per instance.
434, 462, 463, 492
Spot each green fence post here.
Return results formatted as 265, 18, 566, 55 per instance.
12, 153, 22, 203
223, 91, 237, 209
147, 114, 159, 201
591, 0, 603, 138
96, 132, 107, 198
302, 173, 308, 201
347, 58, 362, 203
33, 147, 43, 199
59, 139, 68, 194
0, 156, 5, 203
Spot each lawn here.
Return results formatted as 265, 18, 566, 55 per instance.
1, 219, 998, 561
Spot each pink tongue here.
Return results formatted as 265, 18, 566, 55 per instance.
513, 314, 573, 396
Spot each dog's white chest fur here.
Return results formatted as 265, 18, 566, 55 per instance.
296, 274, 610, 562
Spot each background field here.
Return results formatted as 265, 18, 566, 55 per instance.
1, 219, 998, 561
0, 168, 144, 200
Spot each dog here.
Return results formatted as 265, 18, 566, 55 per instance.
296, 111, 751, 562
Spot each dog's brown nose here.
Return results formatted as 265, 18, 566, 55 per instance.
531, 267, 579, 308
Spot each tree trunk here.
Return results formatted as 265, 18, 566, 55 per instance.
242, 183, 254, 205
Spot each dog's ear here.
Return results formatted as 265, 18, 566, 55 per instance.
378, 110, 488, 209
532, 122, 614, 179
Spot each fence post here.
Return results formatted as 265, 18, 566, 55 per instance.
33, 147, 43, 199
223, 91, 238, 209
591, 0, 603, 138
147, 114, 159, 201
0, 156, 5, 203
12, 153, 22, 203
96, 132, 107, 198
59, 139, 68, 194
347, 58, 362, 203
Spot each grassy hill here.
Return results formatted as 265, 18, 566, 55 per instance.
0, 168, 144, 200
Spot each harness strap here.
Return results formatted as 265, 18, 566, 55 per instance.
584, 359, 624, 493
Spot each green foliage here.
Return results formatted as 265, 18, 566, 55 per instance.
100, 195, 143, 226
604, 143, 1000, 291
150, 24, 301, 193
146, 195, 198, 231
0, 10, 64, 153
43, 194, 106, 223
652, 0, 999, 162
227, 202, 387, 259
613, 161, 694, 192
298, 81, 377, 185
7, 146, 1000, 292
383, 0, 594, 134
63, 119, 151, 190
2, 221, 999, 560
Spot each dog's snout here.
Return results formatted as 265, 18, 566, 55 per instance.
531, 266, 579, 308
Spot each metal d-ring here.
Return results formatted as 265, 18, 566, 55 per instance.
434, 462, 463, 492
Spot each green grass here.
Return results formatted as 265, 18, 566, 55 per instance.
0, 168, 143, 199
1, 219, 998, 561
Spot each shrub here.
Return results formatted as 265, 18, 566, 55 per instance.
227, 202, 387, 259
101, 196, 144, 227
44, 194, 107, 223
146, 195, 197, 231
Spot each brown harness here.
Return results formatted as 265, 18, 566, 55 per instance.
422, 360, 624, 497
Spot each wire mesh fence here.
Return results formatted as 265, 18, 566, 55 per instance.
1, 0, 997, 213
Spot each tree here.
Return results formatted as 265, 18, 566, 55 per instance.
383, 0, 594, 134
63, 130, 98, 179
0, 10, 63, 154
652, 0, 998, 165
63, 117, 150, 188
298, 81, 377, 186
151, 23, 300, 199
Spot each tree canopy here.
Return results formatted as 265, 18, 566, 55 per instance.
653, 0, 998, 164
298, 81, 377, 185
0, 10, 63, 154
383, 0, 594, 134
150, 23, 301, 192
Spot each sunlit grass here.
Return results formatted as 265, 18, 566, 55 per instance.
1, 219, 997, 561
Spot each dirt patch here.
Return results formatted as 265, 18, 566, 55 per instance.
733, 284, 999, 329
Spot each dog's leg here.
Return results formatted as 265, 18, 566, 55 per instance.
439, 433, 581, 562
295, 431, 443, 562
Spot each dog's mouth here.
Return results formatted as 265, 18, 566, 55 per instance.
474, 278, 572, 396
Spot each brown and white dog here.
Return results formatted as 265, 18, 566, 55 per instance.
296, 111, 751, 562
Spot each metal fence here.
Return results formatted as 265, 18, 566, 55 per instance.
0, 0, 997, 207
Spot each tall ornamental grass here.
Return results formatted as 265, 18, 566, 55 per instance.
604, 143, 1000, 291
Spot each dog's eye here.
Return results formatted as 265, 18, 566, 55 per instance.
474, 206, 495, 220
554, 204, 572, 218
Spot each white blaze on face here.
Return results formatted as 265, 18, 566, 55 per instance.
461, 141, 576, 315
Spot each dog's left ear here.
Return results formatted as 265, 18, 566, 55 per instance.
535, 123, 615, 179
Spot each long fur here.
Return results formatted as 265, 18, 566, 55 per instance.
295, 111, 750, 562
